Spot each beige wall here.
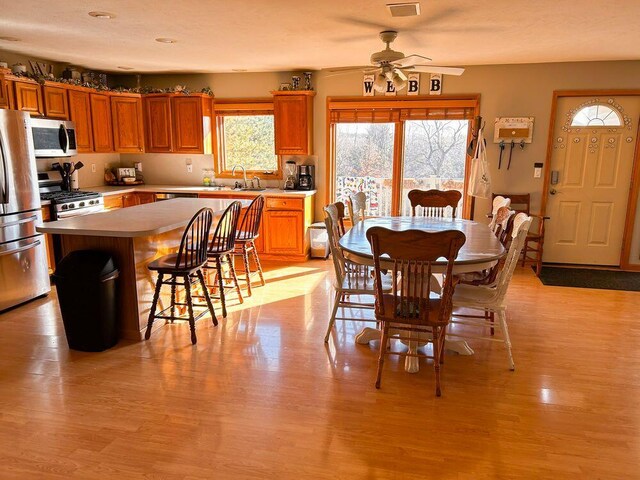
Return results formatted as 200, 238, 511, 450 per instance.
0, 48, 66, 76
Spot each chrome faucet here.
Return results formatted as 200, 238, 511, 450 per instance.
231, 165, 247, 188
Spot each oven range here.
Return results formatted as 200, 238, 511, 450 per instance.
38, 172, 104, 219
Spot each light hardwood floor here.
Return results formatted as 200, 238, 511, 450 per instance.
0, 261, 639, 479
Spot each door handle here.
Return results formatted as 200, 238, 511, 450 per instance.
549, 189, 559, 195
0, 214, 38, 228
60, 124, 69, 153
0, 129, 8, 205
0, 239, 41, 257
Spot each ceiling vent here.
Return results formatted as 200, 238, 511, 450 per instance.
386, 2, 421, 17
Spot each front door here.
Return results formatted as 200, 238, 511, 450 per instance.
544, 95, 640, 265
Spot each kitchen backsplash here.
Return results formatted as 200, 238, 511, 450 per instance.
36, 153, 120, 188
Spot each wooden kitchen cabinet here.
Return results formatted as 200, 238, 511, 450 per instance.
90, 93, 114, 152
13, 79, 44, 116
103, 194, 123, 211
40, 206, 55, 273
42, 84, 69, 119
264, 210, 303, 254
144, 95, 173, 152
110, 94, 145, 153
0, 72, 10, 109
135, 192, 156, 204
272, 90, 315, 155
172, 95, 213, 154
67, 88, 94, 153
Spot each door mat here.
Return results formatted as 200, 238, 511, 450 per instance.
537, 266, 640, 291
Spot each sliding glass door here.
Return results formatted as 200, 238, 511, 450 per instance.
400, 119, 469, 215
335, 123, 395, 216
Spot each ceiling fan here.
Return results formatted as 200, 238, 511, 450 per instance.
328, 30, 464, 92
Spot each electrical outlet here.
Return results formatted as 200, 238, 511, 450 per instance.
187, 164, 193, 173
91, 163, 96, 173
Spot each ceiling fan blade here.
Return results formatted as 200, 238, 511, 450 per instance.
325, 67, 380, 77
327, 65, 374, 73
333, 16, 392, 32
408, 65, 465, 76
392, 54, 433, 68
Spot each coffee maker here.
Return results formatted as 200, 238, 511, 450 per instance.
297, 165, 315, 190
284, 161, 297, 190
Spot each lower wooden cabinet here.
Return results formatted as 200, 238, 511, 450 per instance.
264, 210, 303, 254
40, 207, 55, 273
103, 194, 124, 211
105, 192, 155, 209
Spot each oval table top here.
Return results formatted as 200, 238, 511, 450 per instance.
339, 216, 505, 271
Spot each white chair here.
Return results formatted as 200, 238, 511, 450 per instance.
347, 191, 367, 225
488, 195, 511, 230
323, 203, 392, 343
449, 213, 532, 370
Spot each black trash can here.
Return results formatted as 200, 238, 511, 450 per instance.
53, 250, 119, 352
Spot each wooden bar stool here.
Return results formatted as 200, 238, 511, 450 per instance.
233, 195, 266, 297
205, 201, 243, 318
145, 208, 216, 345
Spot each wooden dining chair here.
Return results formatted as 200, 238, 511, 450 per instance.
205, 201, 243, 318
333, 200, 348, 236
492, 193, 548, 275
488, 195, 511, 230
233, 196, 266, 297
449, 213, 532, 370
367, 226, 466, 397
346, 191, 367, 225
323, 204, 393, 343
408, 189, 462, 218
145, 207, 217, 345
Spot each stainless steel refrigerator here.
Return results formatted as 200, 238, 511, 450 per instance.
0, 109, 50, 311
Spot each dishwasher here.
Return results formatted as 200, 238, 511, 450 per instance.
154, 193, 199, 201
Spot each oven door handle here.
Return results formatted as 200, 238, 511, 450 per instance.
0, 214, 38, 228
0, 239, 41, 257
59, 124, 69, 153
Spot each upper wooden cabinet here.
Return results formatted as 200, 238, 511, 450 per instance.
272, 91, 315, 155
67, 88, 94, 153
144, 95, 173, 153
172, 95, 213, 154
42, 84, 69, 119
0, 73, 9, 109
90, 92, 114, 153
13, 79, 44, 116
110, 94, 145, 153
143, 94, 213, 154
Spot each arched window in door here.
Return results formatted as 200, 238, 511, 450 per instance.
570, 104, 622, 127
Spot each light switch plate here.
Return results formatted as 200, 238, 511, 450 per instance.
187, 164, 193, 173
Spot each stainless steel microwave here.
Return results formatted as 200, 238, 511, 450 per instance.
30, 118, 77, 157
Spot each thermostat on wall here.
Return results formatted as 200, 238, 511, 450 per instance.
494, 117, 534, 143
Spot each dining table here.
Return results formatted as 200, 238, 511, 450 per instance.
338, 216, 506, 373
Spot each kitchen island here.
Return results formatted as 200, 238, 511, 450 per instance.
37, 198, 247, 341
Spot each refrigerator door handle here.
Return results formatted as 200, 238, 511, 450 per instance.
0, 238, 41, 258
0, 214, 38, 229
0, 129, 8, 205
59, 124, 69, 154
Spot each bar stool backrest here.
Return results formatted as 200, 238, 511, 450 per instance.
236, 196, 265, 241
175, 207, 214, 269
208, 201, 242, 254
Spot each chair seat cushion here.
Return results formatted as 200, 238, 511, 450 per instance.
148, 253, 205, 273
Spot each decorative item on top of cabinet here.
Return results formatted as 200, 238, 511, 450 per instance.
110, 93, 145, 153
172, 94, 213, 154
42, 83, 69, 119
13, 78, 44, 116
271, 90, 315, 155
67, 87, 94, 152
90, 92, 114, 152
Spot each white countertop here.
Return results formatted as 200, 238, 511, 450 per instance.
37, 198, 249, 238
90, 185, 316, 197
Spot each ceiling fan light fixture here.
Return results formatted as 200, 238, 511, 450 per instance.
373, 72, 387, 92
391, 71, 407, 91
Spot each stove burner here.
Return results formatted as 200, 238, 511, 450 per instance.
40, 190, 101, 204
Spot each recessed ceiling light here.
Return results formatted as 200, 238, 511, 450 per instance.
386, 2, 421, 17
0, 36, 21, 42
232, 69, 247, 72
117, 66, 134, 70
88, 11, 115, 19
155, 38, 177, 44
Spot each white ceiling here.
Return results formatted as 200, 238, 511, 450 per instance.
1, 0, 640, 73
